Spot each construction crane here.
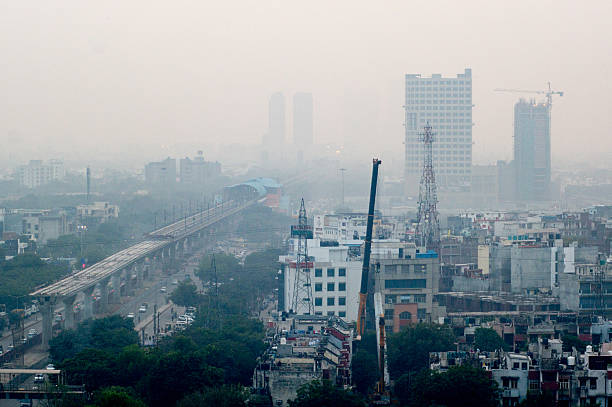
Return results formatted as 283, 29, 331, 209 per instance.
494, 82, 564, 109
356, 158, 381, 338
355, 158, 390, 405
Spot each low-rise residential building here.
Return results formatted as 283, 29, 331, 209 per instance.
76, 202, 119, 225
253, 315, 352, 407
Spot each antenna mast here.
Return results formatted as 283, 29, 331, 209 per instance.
415, 122, 440, 252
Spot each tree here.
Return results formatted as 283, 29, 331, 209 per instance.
288, 380, 365, 407
519, 390, 556, 407
351, 350, 379, 395
387, 323, 455, 379
89, 386, 146, 407
170, 281, 202, 307
474, 328, 506, 352
176, 385, 249, 407
562, 334, 586, 353
407, 365, 499, 407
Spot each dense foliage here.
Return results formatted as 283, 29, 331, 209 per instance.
0, 254, 70, 307
387, 323, 455, 379
401, 365, 499, 407
288, 380, 365, 407
474, 327, 506, 352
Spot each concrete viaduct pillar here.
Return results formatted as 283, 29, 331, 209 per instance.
97, 278, 110, 315
39, 295, 56, 351
82, 286, 95, 320
62, 295, 77, 330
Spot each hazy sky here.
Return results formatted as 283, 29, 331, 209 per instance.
1, 0, 611, 169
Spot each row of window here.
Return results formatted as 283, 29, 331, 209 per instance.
406, 99, 471, 105
385, 308, 427, 319
314, 297, 346, 306
384, 264, 428, 273
385, 294, 427, 304
315, 311, 346, 317
315, 282, 346, 292
384, 279, 427, 289
406, 105, 471, 110
406, 80, 471, 85
314, 268, 346, 278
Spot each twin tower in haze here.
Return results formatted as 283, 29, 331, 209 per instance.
263, 92, 314, 149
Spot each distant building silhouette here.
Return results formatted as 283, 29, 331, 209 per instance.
293, 92, 313, 146
144, 157, 176, 185
265, 92, 286, 146
514, 99, 551, 201
179, 151, 221, 185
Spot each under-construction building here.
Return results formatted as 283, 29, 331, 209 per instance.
404, 69, 473, 193
514, 99, 551, 201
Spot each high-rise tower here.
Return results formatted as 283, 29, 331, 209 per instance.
404, 69, 472, 194
415, 123, 440, 252
514, 99, 551, 201
291, 198, 314, 314
265, 92, 286, 146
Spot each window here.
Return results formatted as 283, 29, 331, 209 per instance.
385, 265, 397, 273
315, 283, 322, 292
414, 294, 426, 303
521, 363, 528, 370
315, 297, 322, 306
327, 297, 335, 306
400, 295, 411, 304
338, 268, 346, 277
399, 311, 412, 320
385, 279, 427, 289
315, 268, 322, 277
339, 311, 346, 318
502, 378, 510, 388
327, 268, 335, 277
529, 380, 539, 391
339, 297, 346, 306
401, 264, 410, 273
327, 282, 335, 291
327, 311, 335, 316
590, 378, 597, 390
417, 308, 426, 319
384, 309, 394, 320
315, 311, 322, 315
513, 362, 519, 370
338, 282, 346, 291
385, 295, 395, 304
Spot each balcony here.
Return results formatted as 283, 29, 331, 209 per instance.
502, 389, 520, 398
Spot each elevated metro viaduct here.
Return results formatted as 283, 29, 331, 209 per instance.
30, 199, 256, 349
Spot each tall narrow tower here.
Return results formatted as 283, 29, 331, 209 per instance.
415, 123, 440, 251
291, 198, 314, 315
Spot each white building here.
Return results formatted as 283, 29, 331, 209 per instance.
404, 68, 472, 192
313, 214, 367, 241
16, 159, 65, 188
76, 202, 119, 224
281, 239, 361, 322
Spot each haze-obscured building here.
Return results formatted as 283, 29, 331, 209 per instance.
179, 151, 221, 185
144, 158, 176, 185
514, 99, 551, 201
16, 159, 65, 188
404, 68, 473, 193
264, 92, 286, 146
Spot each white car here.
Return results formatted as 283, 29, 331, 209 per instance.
138, 306, 147, 313
34, 374, 44, 383
126, 312, 135, 319
46, 364, 55, 370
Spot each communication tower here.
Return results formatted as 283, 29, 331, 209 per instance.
291, 198, 314, 314
415, 122, 440, 252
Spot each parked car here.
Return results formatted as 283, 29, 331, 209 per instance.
46, 364, 55, 370
34, 374, 44, 383
160, 286, 167, 293
126, 312, 135, 319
